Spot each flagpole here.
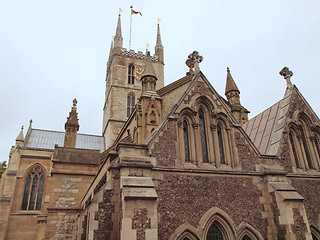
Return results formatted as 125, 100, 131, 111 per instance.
129, 6, 133, 50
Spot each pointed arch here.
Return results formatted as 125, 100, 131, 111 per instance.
215, 115, 234, 167
128, 63, 135, 84
21, 163, 47, 211
199, 107, 209, 163
199, 207, 236, 240
170, 224, 200, 240
311, 225, 320, 240
237, 222, 264, 240
288, 122, 305, 170
297, 113, 315, 169
178, 108, 197, 164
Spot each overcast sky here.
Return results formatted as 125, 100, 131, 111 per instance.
1, 0, 320, 162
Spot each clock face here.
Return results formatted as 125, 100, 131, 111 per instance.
134, 67, 144, 80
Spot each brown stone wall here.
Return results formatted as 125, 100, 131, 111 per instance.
234, 132, 259, 171
288, 89, 318, 123
156, 173, 266, 239
269, 192, 286, 240
278, 135, 293, 172
94, 190, 114, 240
292, 208, 307, 240
132, 208, 151, 240
291, 178, 320, 227
152, 120, 177, 167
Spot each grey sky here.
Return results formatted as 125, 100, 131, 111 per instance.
1, 0, 320, 162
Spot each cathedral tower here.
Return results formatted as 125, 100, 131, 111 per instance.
102, 14, 165, 148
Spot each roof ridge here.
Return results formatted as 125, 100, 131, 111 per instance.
30, 128, 103, 138
157, 74, 192, 96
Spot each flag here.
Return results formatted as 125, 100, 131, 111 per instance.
130, 6, 142, 16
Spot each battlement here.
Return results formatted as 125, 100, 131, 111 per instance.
120, 49, 159, 61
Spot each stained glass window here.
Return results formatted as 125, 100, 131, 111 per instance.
300, 126, 314, 169
21, 166, 45, 211
128, 64, 135, 84
183, 120, 190, 162
314, 136, 320, 164
217, 124, 225, 164
199, 108, 208, 163
206, 223, 223, 240
289, 132, 300, 168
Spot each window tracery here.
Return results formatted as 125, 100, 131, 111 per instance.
199, 108, 209, 163
178, 102, 235, 168
217, 123, 225, 164
21, 166, 45, 211
183, 119, 191, 163
206, 223, 224, 240
128, 64, 135, 84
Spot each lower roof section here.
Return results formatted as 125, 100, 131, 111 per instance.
24, 128, 105, 152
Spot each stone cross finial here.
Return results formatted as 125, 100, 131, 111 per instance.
73, 98, 77, 109
186, 51, 203, 73
279, 66, 293, 87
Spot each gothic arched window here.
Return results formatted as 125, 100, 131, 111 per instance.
289, 132, 301, 169
183, 119, 190, 162
314, 136, 320, 163
206, 223, 224, 240
128, 64, 135, 84
217, 124, 225, 164
21, 166, 45, 211
199, 108, 208, 163
127, 93, 135, 117
300, 125, 314, 169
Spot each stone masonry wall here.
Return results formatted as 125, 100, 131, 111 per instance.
152, 120, 177, 167
156, 173, 267, 239
291, 179, 320, 227
93, 190, 114, 240
234, 132, 259, 172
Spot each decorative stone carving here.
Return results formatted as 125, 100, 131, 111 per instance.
185, 51, 203, 73
279, 66, 293, 87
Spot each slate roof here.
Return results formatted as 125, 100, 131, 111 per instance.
24, 129, 105, 152
242, 100, 282, 154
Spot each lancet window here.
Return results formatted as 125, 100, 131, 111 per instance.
299, 125, 314, 169
199, 108, 209, 163
183, 119, 191, 162
127, 93, 135, 117
289, 131, 300, 168
178, 98, 236, 167
217, 123, 225, 164
21, 166, 45, 211
128, 64, 135, 84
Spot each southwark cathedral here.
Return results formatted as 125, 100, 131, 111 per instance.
0, 13, 320, 240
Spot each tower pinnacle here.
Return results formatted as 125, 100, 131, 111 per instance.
225, 67, 249, 124
225, 67, 240, 97
64, 98, 80, 148
155, 23, 164, 62
15, 126, 24, 147
114, 14, 123, 48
